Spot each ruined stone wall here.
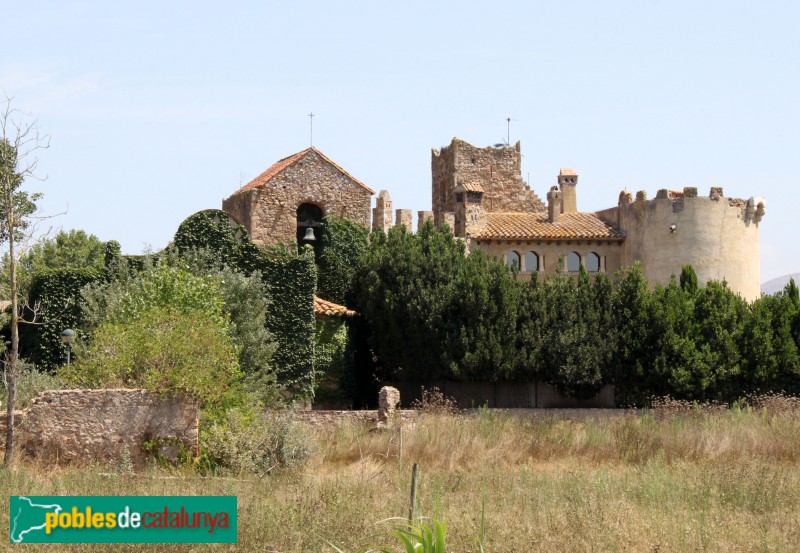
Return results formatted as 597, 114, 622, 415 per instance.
431, 139, 544, 216
386, 381, 615, 408
418, 210, 434, 229
222, 150, 372, 247
612, 187, 764, 301
7, 389, 199, 467
395, 209, 412, 232
289, 410, 419, 428
467, 239, 624, 278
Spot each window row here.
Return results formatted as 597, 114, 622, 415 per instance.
505, 251, 604, 273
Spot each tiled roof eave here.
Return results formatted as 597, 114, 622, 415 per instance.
232, 148, 375, 195
472, 234, 626, 241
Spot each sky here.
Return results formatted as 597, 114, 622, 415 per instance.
2, 0, 798, 282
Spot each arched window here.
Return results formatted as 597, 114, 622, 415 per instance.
297, 203, 324, 244
524, 251, 539, 273
567, 252, 581, 273
506, 251, 521, 271
585, 252, 601, 273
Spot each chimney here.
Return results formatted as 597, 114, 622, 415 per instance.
558, 168, 578, 213
547, 186, 562, 223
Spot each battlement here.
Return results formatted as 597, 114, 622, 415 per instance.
618, 186, 766, 226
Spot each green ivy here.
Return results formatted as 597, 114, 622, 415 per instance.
19, 267, 104, 371
313, 316, 354, 405
315, 215, 369, 306
173, 210, 317, 397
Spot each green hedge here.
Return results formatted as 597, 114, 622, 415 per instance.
19, 267, 104, 371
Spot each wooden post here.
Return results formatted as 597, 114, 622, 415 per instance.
408, 463, 419, 523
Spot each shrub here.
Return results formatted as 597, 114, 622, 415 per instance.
199, 409, 314, 475
0, 360, 62, 409
60, 306, 243, 409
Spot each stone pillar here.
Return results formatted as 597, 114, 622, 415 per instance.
439, 211, 455, 231
418, 210, 434, 229
378, 386, 400, 424
372, 190, 393, 234
547, 186, 562, 223
395, 209, 412, 232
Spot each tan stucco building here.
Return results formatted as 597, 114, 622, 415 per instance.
428, 138, 766, 301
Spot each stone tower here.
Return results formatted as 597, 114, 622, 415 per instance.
431, 138, 544, 218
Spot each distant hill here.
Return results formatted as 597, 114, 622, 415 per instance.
761, 273, 800, 295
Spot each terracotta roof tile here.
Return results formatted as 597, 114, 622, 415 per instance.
559, 168, 577, 176
234, 148, 375, 195
473, 212, 625, 241
458, 182, 485, 192
314, 296, 356, 317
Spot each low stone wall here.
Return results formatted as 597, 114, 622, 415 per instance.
386, 381, 615, 409
289, 409, 418, 428
0, 389, 199, 467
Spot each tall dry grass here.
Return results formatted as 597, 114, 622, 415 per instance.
1, 401, 799, 551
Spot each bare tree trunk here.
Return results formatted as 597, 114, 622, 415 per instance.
4, 197, 16, 465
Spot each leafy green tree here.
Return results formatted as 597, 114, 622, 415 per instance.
8, 229, 106, 295
450, 250, 519, 381
690, 280, 748, 400
536, 269, 608, 399
649, 279, 703, 399
514, 273, 545, 382
679, 265, 699, 295
353, 221, 518, 383
742, 290, 800, 394
610, 263, 666, 404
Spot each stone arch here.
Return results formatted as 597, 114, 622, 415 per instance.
524, 251, 539, 273
566, 251, 581, 273
506, 250, 521, 271
297, 202, 324, 244
585, 252, 601, 273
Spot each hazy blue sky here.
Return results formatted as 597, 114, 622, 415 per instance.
2, 1, 797, 282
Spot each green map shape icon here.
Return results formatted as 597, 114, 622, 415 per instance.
10, 496, 63, 543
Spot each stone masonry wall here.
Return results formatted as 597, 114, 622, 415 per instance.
395, 209, 412, 232
7, 389, 199, 467
431, 139, 544, 217
223, 150, 372, 247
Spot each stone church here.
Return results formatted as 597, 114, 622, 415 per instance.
222, 138, 766, 301
222, 147, 374, 247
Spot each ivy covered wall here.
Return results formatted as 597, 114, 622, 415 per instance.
20, 267, 103, 371
173, 210, 318, 397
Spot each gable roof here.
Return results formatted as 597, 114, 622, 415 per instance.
314, 296, 356, 317
473, 212, 626, 241
234, 147, 375, 194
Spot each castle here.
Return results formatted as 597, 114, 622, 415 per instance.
222, 138, 766, 301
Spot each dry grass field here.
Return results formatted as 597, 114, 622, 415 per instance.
2, 399, 800, 552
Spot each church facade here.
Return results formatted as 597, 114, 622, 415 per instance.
222, 147, 374, 247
